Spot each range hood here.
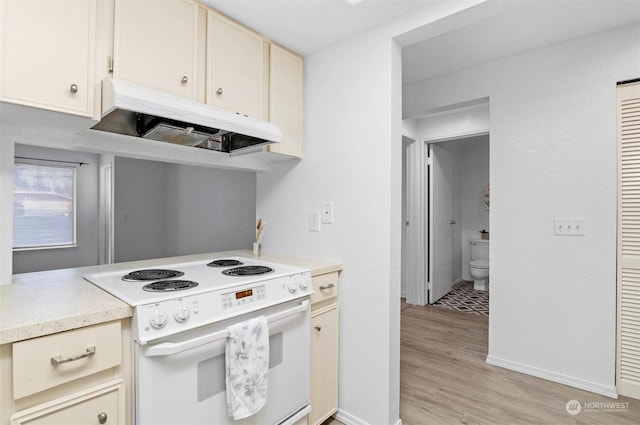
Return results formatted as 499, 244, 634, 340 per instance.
91, 78, 281, 155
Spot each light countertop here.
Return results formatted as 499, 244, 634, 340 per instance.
0, 250, 342, 345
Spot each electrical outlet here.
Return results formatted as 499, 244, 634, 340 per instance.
309, 211, 320, 232
321, 202, 334, 224
554, 218, 585, 236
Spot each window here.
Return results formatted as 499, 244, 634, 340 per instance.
13, 163, 76, 249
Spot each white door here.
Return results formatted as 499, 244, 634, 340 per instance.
404, 139, 427, 305
429, 144, 454, 303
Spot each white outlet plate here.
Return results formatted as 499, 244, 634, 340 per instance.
554, 217, 585, 236
321, 202, 334, 224
309, 211, 320, 232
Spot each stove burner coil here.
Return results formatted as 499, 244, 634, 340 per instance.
222, 265, 273, 276
142, 280, 199, 292
207, 259, 244, 268
122, 269, 184, 281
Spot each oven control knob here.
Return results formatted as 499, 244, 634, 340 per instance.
297, 275, 309, 290
287, 279, 298, 293
174, 304, 190, 323
149, 309, 168, 329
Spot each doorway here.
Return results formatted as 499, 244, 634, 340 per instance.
402, 133, 490, 307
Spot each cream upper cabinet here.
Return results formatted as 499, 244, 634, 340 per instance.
206, 11, 267, 120
0, 0, 96, 117
113, 0, 199, 99
267, 44, 304, 158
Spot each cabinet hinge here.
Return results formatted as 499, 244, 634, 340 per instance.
426, 156, 432, 166
107, 56, 114, 74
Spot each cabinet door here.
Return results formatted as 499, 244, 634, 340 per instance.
10, 380, 124, 425
268, 44, 304, 158
0, 0, 95, 116
310, 306, 339, 425
114, 0, 198, 99
207, 11, 266, 119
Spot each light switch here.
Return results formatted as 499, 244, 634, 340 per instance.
309, 211, 320, 232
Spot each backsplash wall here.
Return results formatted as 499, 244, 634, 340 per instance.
114, 157, 256, 263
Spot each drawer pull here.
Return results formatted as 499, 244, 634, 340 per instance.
319, 283, 335, 291
50, 346, 96, 366
314, 325, 322, 332
98, 412, 108, 424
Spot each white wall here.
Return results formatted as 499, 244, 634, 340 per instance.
460, 136, 490, 281
255, 1, 489, 423
114, 157, 256, 263
257, 35, 399, 424
404, 24, 640, 397
419, 102, 489, 142
13, 145, 100, 273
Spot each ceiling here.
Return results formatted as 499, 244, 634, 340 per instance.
402, 0, 640, 85
201, 0, 640, 86
201, 0, 434, 56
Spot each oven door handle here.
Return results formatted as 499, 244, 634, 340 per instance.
144, 300, 310, 357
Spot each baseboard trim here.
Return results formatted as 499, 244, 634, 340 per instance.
486, 355, 618, 399
334, 408, 403, 425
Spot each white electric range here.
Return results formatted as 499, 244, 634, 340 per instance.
84, 255, 313, 425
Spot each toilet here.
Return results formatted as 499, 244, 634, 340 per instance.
469, 239, 489, 291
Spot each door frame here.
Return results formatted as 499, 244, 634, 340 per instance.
404, 130, 489, 305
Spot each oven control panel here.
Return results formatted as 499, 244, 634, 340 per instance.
221, 285, 266, 309
133, 271, 313, 344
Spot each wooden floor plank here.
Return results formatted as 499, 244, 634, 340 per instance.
400, 301, 640, 425
324, 300, 640, 425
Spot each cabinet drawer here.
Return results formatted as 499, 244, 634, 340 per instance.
13, 322, 122, 399
310, 272, 339, 305
10, 379, 124, 425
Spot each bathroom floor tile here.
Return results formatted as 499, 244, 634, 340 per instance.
433, 281, 489, 317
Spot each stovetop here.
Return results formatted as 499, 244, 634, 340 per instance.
84, 256, 308, 306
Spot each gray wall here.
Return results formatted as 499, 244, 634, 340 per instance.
13, 145, 100, 273
114, 157, 256, 263
113, 157, 168, 263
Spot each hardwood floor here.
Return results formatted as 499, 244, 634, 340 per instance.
400, 300, 640, 425
320, 301, 640, 424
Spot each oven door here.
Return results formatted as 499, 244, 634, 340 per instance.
134, 298, 310, 425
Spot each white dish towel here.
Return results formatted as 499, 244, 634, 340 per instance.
225, 315, 269, 420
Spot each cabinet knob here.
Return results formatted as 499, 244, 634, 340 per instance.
69, 84, 78, 94
181, 76, 188, 84
216, 88, 223, 96
314, 325, 322, 332
97, 412, 108, 424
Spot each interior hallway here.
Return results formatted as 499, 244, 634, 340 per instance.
400, 300, 640, 425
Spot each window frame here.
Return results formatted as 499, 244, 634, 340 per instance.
12, 161, 78, 251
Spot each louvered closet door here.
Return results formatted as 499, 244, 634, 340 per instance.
618, 80, 640, 399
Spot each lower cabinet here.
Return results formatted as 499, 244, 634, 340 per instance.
2, 319, 131, 425
308, 270, 340, 425
10, 379, 124, 425
309, 304, 339, 425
